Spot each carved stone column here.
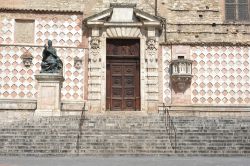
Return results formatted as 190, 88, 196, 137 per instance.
88, 36, 102, 112
145, 38, 159, 112
35, 73, 64, 116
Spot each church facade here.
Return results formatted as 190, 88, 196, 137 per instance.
0, 0, 250, 120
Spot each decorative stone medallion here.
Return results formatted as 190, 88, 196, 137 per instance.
146, 38, 157, 51
21, 51, 33, 67
74, 56, 83, 69
90, 37, 100, 49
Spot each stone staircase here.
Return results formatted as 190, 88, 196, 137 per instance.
173, 116, 250, 156
0, 114, 250, 156
0, 114, 173, 156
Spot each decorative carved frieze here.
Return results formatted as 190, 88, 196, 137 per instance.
106, 27, 141, 38
145, 38, 159, 101
171, 59, 193, 76
90, 37, 101, 63
88, 36, 102, 102
146, 38, 157, 64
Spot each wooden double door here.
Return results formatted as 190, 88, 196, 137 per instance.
106, 39, 140, 111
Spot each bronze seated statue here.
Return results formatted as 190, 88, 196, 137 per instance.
41, 40, 63, 73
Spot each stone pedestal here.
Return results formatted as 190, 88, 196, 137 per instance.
35, 73, 64, 116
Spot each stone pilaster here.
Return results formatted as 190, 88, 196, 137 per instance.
88, 36, 102, 112
145, 38, 159, 112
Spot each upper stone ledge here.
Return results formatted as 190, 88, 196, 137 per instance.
110, 3, 136, 8
160, 41, 250, 46
0, 7, 83, 14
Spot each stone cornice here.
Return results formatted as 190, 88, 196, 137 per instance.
110, 3, 137, 8
0, 43, 86, 49
166, 23, 250, 26
159, 104, 250, 112
160, 42, 250, 46
0, 7, 83, 14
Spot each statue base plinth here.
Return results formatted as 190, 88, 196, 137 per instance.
35, 73, 64, 117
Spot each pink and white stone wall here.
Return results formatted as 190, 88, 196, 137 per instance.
1, 11, 250, 111
1, 14, 82, 46
0, 13, 86, 103
162, 46, 172, 105
162, 45, 250, 106
191, 46, 250, 105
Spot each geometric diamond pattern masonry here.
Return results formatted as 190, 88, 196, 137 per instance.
60, 48, 85, 101
162, 46, 172, 104
0, 18, 15, 44
0, 46, 85, 101
1, 15, 82, 47
0, 13, 85, 102
191, 46, 250, 105
35, 15, 82, 47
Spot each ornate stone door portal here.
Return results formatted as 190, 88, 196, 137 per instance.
85, 3, 162, 112
106, 39, 140, 111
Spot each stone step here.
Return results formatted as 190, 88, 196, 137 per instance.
0, 132, 169, 137
1, 115, 250, 156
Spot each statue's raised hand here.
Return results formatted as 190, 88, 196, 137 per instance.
44, 44, 47, 50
